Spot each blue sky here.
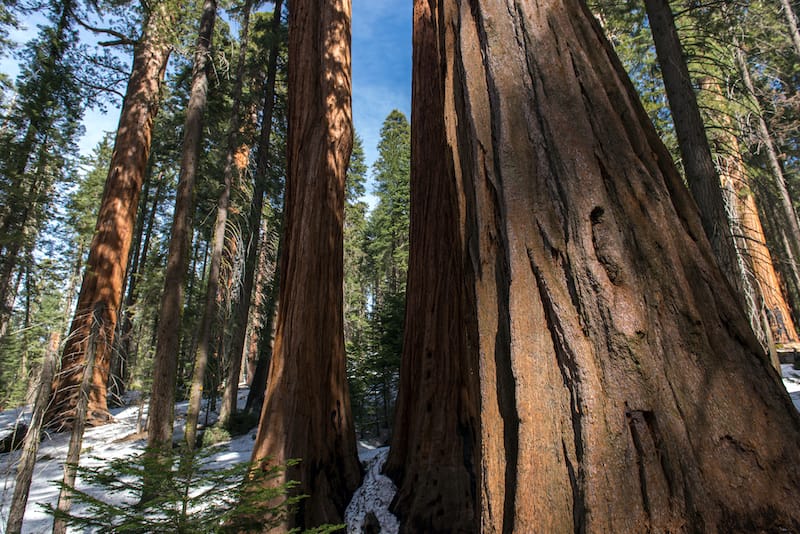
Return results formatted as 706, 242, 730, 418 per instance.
351, 0, 412, 172
0, 2, 412, 188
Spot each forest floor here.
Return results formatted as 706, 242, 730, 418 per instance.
0, 366, 798, 533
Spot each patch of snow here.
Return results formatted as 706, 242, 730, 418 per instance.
781, 364, 800, 411
345, 448, 398, 534
0, 388, 257, 533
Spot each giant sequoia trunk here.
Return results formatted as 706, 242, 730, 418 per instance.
247, 0, 361, 528
386, 1, 800, 532
46, 6, 173, 431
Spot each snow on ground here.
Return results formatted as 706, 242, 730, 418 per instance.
0, 388, 255, 533
782, 364, 800, 411
0, 386, 399, 533
345, 448, 398, 534
6, 364, 797, 533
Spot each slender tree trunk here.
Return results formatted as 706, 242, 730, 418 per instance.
5, 332, 57, 534
147, 0, 217, 453
247, 0, 361, 528
53, 308, 100, 534
779, 0, 800, 57
20, 264, 32, 380
735, 43, 800, 322
243, 230, 281, 415
0, 163, 48, 340
46, 5, 173, 431
219, 0, 283, 428
185, 0, 254, 449
645, 0, 766, 345
0, 263, 21, 340
702, 76, 798, 343
387, 1, 800, 531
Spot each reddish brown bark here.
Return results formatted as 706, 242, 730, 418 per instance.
387, 0, 800, 532
710, 109, 798, 343
46, 6, 173, 431
248, 0, 361, 528
735, 43, 800, 323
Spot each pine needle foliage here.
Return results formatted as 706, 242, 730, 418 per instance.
41, 445, 314, 533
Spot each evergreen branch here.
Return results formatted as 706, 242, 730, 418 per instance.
74, 18, 136, 46
74, 77, 125, 100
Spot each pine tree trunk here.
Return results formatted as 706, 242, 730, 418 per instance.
705, 85, 798, 343
247, 0, 362, 528
5, 332, 57, 534
779, 0, 800, 57
53, 309, 99, 534
386, 1, 800, 531
645, 0, 766, 346
147, 0, 217, 452
0, 267, 22, 340
243, 238, 280, 415
46, 6, 173, 431
219, 0, 283, 428
735, 43, 800, 324
185, 0, 254, 449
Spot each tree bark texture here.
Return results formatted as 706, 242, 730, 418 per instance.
219, 0, 283, 428
704, 82, 798, 343
184, 0, 253, 449
387, 1, 800, 532
53, 311, 99, 534
735, 43, 800, 326
147, 0, 217, 452
46, 6, 173, 431
779, 0, 800, 57
5, 332, 57, 534
645, 0, 766, 346
248, 0, 361, 528
110, 171, 166, 404
243, 235, 280, 416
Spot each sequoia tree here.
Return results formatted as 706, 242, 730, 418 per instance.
46, 2, 174, 430
247, 0, 362, 528
386, 0, 800, 531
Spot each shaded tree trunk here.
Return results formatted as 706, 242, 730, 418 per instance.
386, 0, 800, 532
645, 0, 766, 345
5, 331, 57, 534
702, 76, 798, 344
46, 5, 173, 431
185, 0, 254, 449
243, 229, 281, 415
779, 0, 800, 57
247, 0, 361, 528
735, 43, 800, 324
219, 0, 283, 428
147, 0, 217, 452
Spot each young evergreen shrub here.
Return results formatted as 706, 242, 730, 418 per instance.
201, 425, 232, 447
41, 445, 307, 533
